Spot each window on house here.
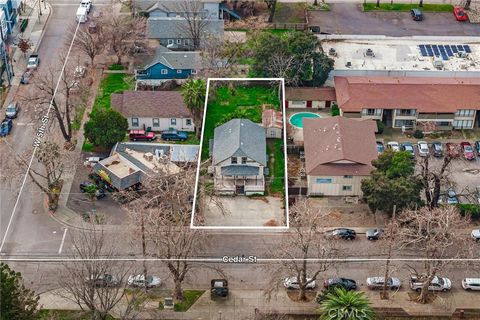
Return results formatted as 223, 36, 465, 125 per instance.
342, 185, 352, 191
186, 119, 192, 126
131, 118, 139, 127
291, 100, 305, 106
153, 118, 159, 127
184, 39, 189, 45
316, 178, 332, 184
177, 70, 182, 74
343, 175, 353, 179
231, 157, 237, 164
170, 118, 177, 125
136, 69, 147, 75
455, 109, 475, 117
161, 69, 168, 75
453, 120, 473, 129
191, 69, 197, 75
168, 39, 174, 45
241, 157, 247, 164
177, 39, 181, 44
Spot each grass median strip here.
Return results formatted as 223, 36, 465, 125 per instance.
363, 3, 453, 12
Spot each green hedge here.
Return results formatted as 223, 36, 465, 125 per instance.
457, 204, 480, 219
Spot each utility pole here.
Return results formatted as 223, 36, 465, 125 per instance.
38, 0, 42, 18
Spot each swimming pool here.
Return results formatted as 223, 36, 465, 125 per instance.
289, 112, 321, 128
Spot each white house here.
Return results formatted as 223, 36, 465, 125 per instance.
262, 109, 283, 139
111, 91, 194, 132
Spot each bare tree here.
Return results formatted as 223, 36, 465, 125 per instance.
119, 162, 211, 301
58, 222, 139, 320
200, 35, 245, 77
70, 23, 106, 66
264, 199, 337, 301
420, 145, 460, 209
167, 0, 214, 49
396, 206, 469, 304
101, 11, 147, 65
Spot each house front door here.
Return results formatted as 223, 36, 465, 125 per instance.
236, 185, 245, 195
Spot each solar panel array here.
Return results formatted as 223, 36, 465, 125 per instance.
418, 44, 472, 61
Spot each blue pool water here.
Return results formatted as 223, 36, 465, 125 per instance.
289, 112, 321, 128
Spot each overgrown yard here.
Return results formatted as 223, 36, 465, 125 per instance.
90, 71, 134, 116
267, 139, 285, 195
363, 3, 453, 11
273, 2, 307, 23
201, 84, 280, 159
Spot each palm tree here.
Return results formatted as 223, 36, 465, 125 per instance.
318, 288, 375, 320
181, 79, 207, 139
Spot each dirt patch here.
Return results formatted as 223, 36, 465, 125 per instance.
288, 155, 302, 180
286, 290, 317, 302
407, 291, 437, 304
273, 3, 307, 23
264, 218, 279, 226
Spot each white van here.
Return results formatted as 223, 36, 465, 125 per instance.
80, 0, 92, 13
76, 6, 88, 23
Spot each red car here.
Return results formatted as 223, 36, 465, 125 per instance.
129, 130, 155, 141
460, 142, 475, 160
453, 6, 468, 21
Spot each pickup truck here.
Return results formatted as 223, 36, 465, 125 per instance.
26, 54, 40, 69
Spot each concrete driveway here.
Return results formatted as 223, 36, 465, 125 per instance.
308, 3, 480, 36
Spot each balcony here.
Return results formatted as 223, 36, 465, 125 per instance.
417, 113, 454, 121
395, 109, 417, 117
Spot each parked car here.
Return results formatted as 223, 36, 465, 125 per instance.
387, 141, 400, 152
127, 274, 161, 288
74, 65, 86, 78
471, 229, 480, 241
283, 277, 316, 290
446, 188, 459, 204
211, 279, 229, 298
80, 0, 92, 13
161, 130, 188, 141
324, 278, 357, 291
327, 228, 356, 240
366, 277, 401, 290
129, 130, 155, 141
5, 102, 20, 119
462, 278, 480, 291
417, 141, 429, 157
476, 186, 480, 205
85, 274, 119, 287
431, 142, 443, 158
475, 141, 480, 155
26, 54, 40, 69
410, 8, 423, 21
79, 181, 106, 199
20, 71, 31, 84
400, 142, 415, 158
410, 275, 451, 292
366, 228, 383, 241
460, 142, 475, 161
376, 141, 385, 154
0, 118, 13, 137
453, 6, 468, 21
84, 156, 102, 167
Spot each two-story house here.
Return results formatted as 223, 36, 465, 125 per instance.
335, 76, 480, 131
135, 46, 200, 82
211, 119, 266, 195
111, 90, 195, 132
146, 0, 224, 49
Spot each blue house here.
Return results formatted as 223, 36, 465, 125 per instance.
135, 46, 200, 81
0, 0, 17, 34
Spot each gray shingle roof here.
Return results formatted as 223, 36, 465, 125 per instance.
144, 47, 200, 70
221, 165, 259, 176
147, 18, 224, 39
212, 119, 266, 166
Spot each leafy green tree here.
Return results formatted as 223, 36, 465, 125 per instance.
362, 150, 422, 214
1, 263, 40, 320
250, 31, 333, 86
84, 108, 128, 148
318, 287, 375, 320
181, 79, 207, 138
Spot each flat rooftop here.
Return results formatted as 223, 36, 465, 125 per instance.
100, 154, 141, 178
321, 38, 480, 72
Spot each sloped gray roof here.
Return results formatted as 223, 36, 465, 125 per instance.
212, 119, 266, 166
144, 47, 200, 70
147, 18, 224, 39
221, 165, 259, 176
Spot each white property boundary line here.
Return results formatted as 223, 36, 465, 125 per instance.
190, 78, 289, 230
0, 21, 82, 255
2, 258, 480, 262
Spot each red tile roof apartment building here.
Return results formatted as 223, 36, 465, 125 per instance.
334, 76, 480, 130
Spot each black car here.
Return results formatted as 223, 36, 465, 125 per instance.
324, 278, 357, 291
366, 228, 383, 241
328, 228, 356, 240
431, 142, 443, 158
411, 8, 423, 21
211, 279, 229, 298
79, 181, 106, 199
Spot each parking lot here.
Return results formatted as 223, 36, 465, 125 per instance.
309, 3, 480, 36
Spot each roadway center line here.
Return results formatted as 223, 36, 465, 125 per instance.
0, 20, 81, 255
58, 228, 68, 254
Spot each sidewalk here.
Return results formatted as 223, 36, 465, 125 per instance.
38, 288, 480, 319
2, 0, 51, 107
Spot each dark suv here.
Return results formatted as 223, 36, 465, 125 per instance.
324, 278, 357, 291
327, 228, 356, 240
161, 130, 188, 141
411, 8, 423, 21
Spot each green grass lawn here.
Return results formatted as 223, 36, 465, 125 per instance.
267, 139, 285, 195
201, 85, 280, 160
363, 3, 453, 11
90, 71, 134, 117
263, 29, 291, 36
174, 290, 204, 312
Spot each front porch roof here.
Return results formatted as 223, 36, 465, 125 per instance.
221, 165, 259, 176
